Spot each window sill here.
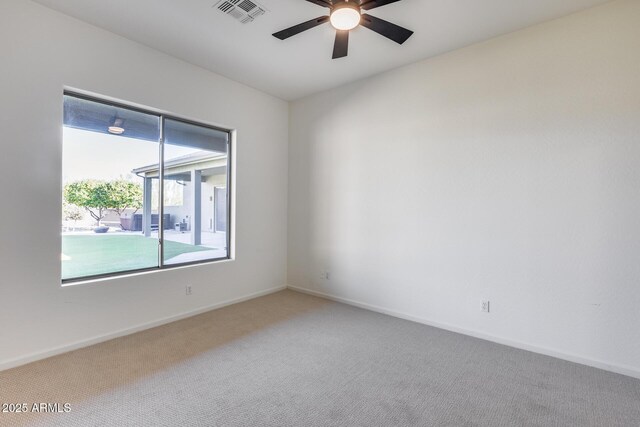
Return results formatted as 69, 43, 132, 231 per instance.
61, 256, 235, 288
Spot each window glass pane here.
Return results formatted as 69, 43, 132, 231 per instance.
62, 95, 160, 280
162, 119, 229, 265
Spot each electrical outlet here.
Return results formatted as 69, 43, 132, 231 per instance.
319, 271, 330, 280
481, 300, 490, 313
185, 285, 193, 296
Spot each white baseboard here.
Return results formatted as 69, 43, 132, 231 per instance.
0, 285, 287, 372
288, 285, 640, 380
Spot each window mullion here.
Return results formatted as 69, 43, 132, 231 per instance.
158, 116, 165, 268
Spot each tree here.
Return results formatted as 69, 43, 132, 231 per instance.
62, 201, 84, 222
64, 179, 144, 227
106, 180, 143, 216
62, 201, 84, 232
64, 180, 112, 226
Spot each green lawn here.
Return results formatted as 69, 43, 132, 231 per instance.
62, 234, 210, 280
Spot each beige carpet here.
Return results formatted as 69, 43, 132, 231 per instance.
1, 290, 639, 426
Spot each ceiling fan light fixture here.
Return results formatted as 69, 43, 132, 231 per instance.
272, 0, 413, 59
330, 3, 361, 31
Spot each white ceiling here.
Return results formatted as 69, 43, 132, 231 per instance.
33, 0, 611, 100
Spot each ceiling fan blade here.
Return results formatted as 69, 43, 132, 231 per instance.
360, 0, 402, 11
360, 14, 413, 44
304, 0, 333, 8
273, 16, 330, 40
332, 30, 349, 59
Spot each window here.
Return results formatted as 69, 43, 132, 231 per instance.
62, 93, 231, 282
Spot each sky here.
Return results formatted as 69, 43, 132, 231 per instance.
62, 127, 196, 184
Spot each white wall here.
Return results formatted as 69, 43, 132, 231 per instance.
0, 0, 288, 369
288, 0, 640, 378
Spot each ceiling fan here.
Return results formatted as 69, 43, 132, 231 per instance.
273, 0, 413, 59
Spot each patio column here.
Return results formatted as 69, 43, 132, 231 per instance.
190, 170, 201, 246
142, 177, 152, 237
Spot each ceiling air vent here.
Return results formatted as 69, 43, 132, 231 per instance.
214, 0, 267, 24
